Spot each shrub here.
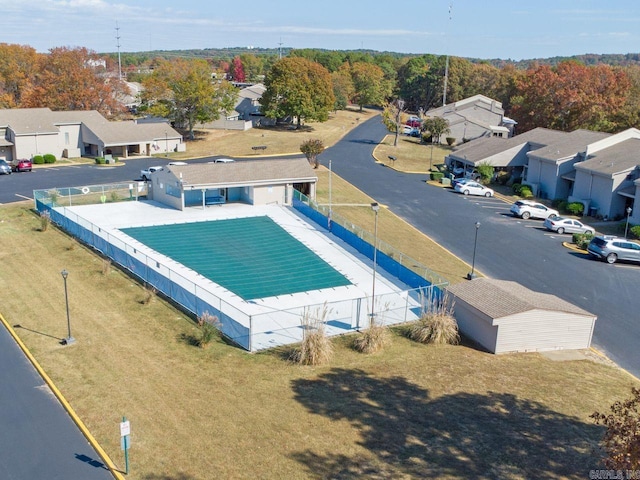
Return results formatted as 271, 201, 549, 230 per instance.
567, 202, 584, 216
300, 139, 324, 169
520, 186, 534, 198
353, 322, 390, 354
410, 292, 459, 345
291, 304, 333, 365
95, 157, 106, 165
196, 312, 221, 348
430, 171, 444, 181
512, 183, 522, 194
141, 285, 157, 305
572, 232, 594, 250
32, 155, 44, 164
445, 137, 456, 146
43, 153, 56, 164
476, 162, 494, 184
496, 171, 510, 185
630, 225, 640, 239
110, 191, 119, 202
39, 210, 51, 232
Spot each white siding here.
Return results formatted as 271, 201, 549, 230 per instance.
453, 301, 498, 353
252, 185, 286, 206
494, 309, 595, 354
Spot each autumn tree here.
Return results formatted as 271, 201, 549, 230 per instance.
230, 56, 246, 83
591, 387, 640, 470
421, 116, 450, 144
381, 99, 406, 147
300, 138, 324, 168
0, 43, 38, 108
331, 63, 354, 110
261, 57, 334, 127
350, 61, 388, 111
239, 54, 265, 82
510, 61, 630, 132
141, 58, 237, 139
21, 47, 122, 115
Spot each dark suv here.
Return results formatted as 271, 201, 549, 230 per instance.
587, 236, 640, 264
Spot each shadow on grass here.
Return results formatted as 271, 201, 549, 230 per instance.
13, 324, 63, 342
290, 368, 604, 479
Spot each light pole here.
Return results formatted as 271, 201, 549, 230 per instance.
370, 202, 380, 322
624, 206, 632, 238
467, 221, 480, 280
61, 269, 75, 345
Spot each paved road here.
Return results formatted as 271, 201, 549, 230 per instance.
0, 325, 115, 480
319, 116, 640, 379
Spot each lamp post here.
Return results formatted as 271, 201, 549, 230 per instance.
370, 202, 380, 322
625, 206, 632, 239
467, 221, 480, 280
61, 269, 75, 345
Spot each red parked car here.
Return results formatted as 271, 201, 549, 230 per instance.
406, 117, 422, 128
11, 159, 32, 172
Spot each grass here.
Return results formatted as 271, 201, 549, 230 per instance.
374, 134, 453, 173
168, 107, 377, 159
2, 113, 639, 478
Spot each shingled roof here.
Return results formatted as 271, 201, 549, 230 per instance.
446, 278, 594, 320
166, 157, 317, 187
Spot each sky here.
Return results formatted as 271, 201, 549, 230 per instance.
2, 0, 640, 60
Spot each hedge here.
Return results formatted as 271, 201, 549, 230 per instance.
32, 155, 44, 164
43, 153, 56, 164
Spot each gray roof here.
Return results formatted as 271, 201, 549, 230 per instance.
530, 129, 610, 162
0, 107, 181, 145
238, 83, 266, 101
446, 278, 594, 319
427, 94, 504, 118
450, 127, 567, 163
575, 138, 640, 176
167, 157, 317, 187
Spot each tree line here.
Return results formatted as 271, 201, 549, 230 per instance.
2, 43, 640, 136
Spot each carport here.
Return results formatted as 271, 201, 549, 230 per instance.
446, 278, 596, 354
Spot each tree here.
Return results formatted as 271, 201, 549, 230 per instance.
141, 58, 237, 139
350, 62, 388, 111
261, 57, 335, 127
230, 56, 246, 82
510, 61, 630, 132
421, 116, 450, 144
0, 43, 38, 108
381, 99, 406, 147
591, 387, 640, 470
21, 47, 122, 115
300, 138, 325, 168
331, 63, 354, 110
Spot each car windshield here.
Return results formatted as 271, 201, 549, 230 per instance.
590, 237, 607, 247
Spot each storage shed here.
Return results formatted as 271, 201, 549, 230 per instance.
446, 278, 596, 354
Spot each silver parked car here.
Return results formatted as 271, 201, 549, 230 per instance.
587, 236, 640, 264
544, 216, 595, 235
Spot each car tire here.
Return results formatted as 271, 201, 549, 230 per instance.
606, 253, 617, 264
585, 230, 594, 235
484, 192, 492, 197
521, 211, 531, 220
557, 227, 565, 234
463, 190, 469, 195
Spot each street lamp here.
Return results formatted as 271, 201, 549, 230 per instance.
370, 202, 380, 321
625, 206, 632, 238
61, 269, 75, 345
467, 221, 481, 280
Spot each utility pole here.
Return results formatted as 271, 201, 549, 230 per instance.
442, 2, 453, 107
278, 38, 283, 59
115, 21, 123, 81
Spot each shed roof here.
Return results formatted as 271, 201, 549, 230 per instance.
446, 278, 594, 319
166, 157, 318, 187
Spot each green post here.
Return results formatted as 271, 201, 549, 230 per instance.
121, 415, 130, 475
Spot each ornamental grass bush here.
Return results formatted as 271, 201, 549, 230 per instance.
290, 303, 333, 366
196, 312, 221, 348
410, 292, 459, 345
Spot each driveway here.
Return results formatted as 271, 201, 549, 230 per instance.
319, 115, 640, 379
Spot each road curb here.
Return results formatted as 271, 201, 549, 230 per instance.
0, 313, 125, 480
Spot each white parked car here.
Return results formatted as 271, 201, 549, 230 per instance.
543, 216, 595, 235
454, 181, 494, 197
510, 200, 559, 220
168, 161, 188, 166
140, 165, 163, 181
211, 158, 235, 163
